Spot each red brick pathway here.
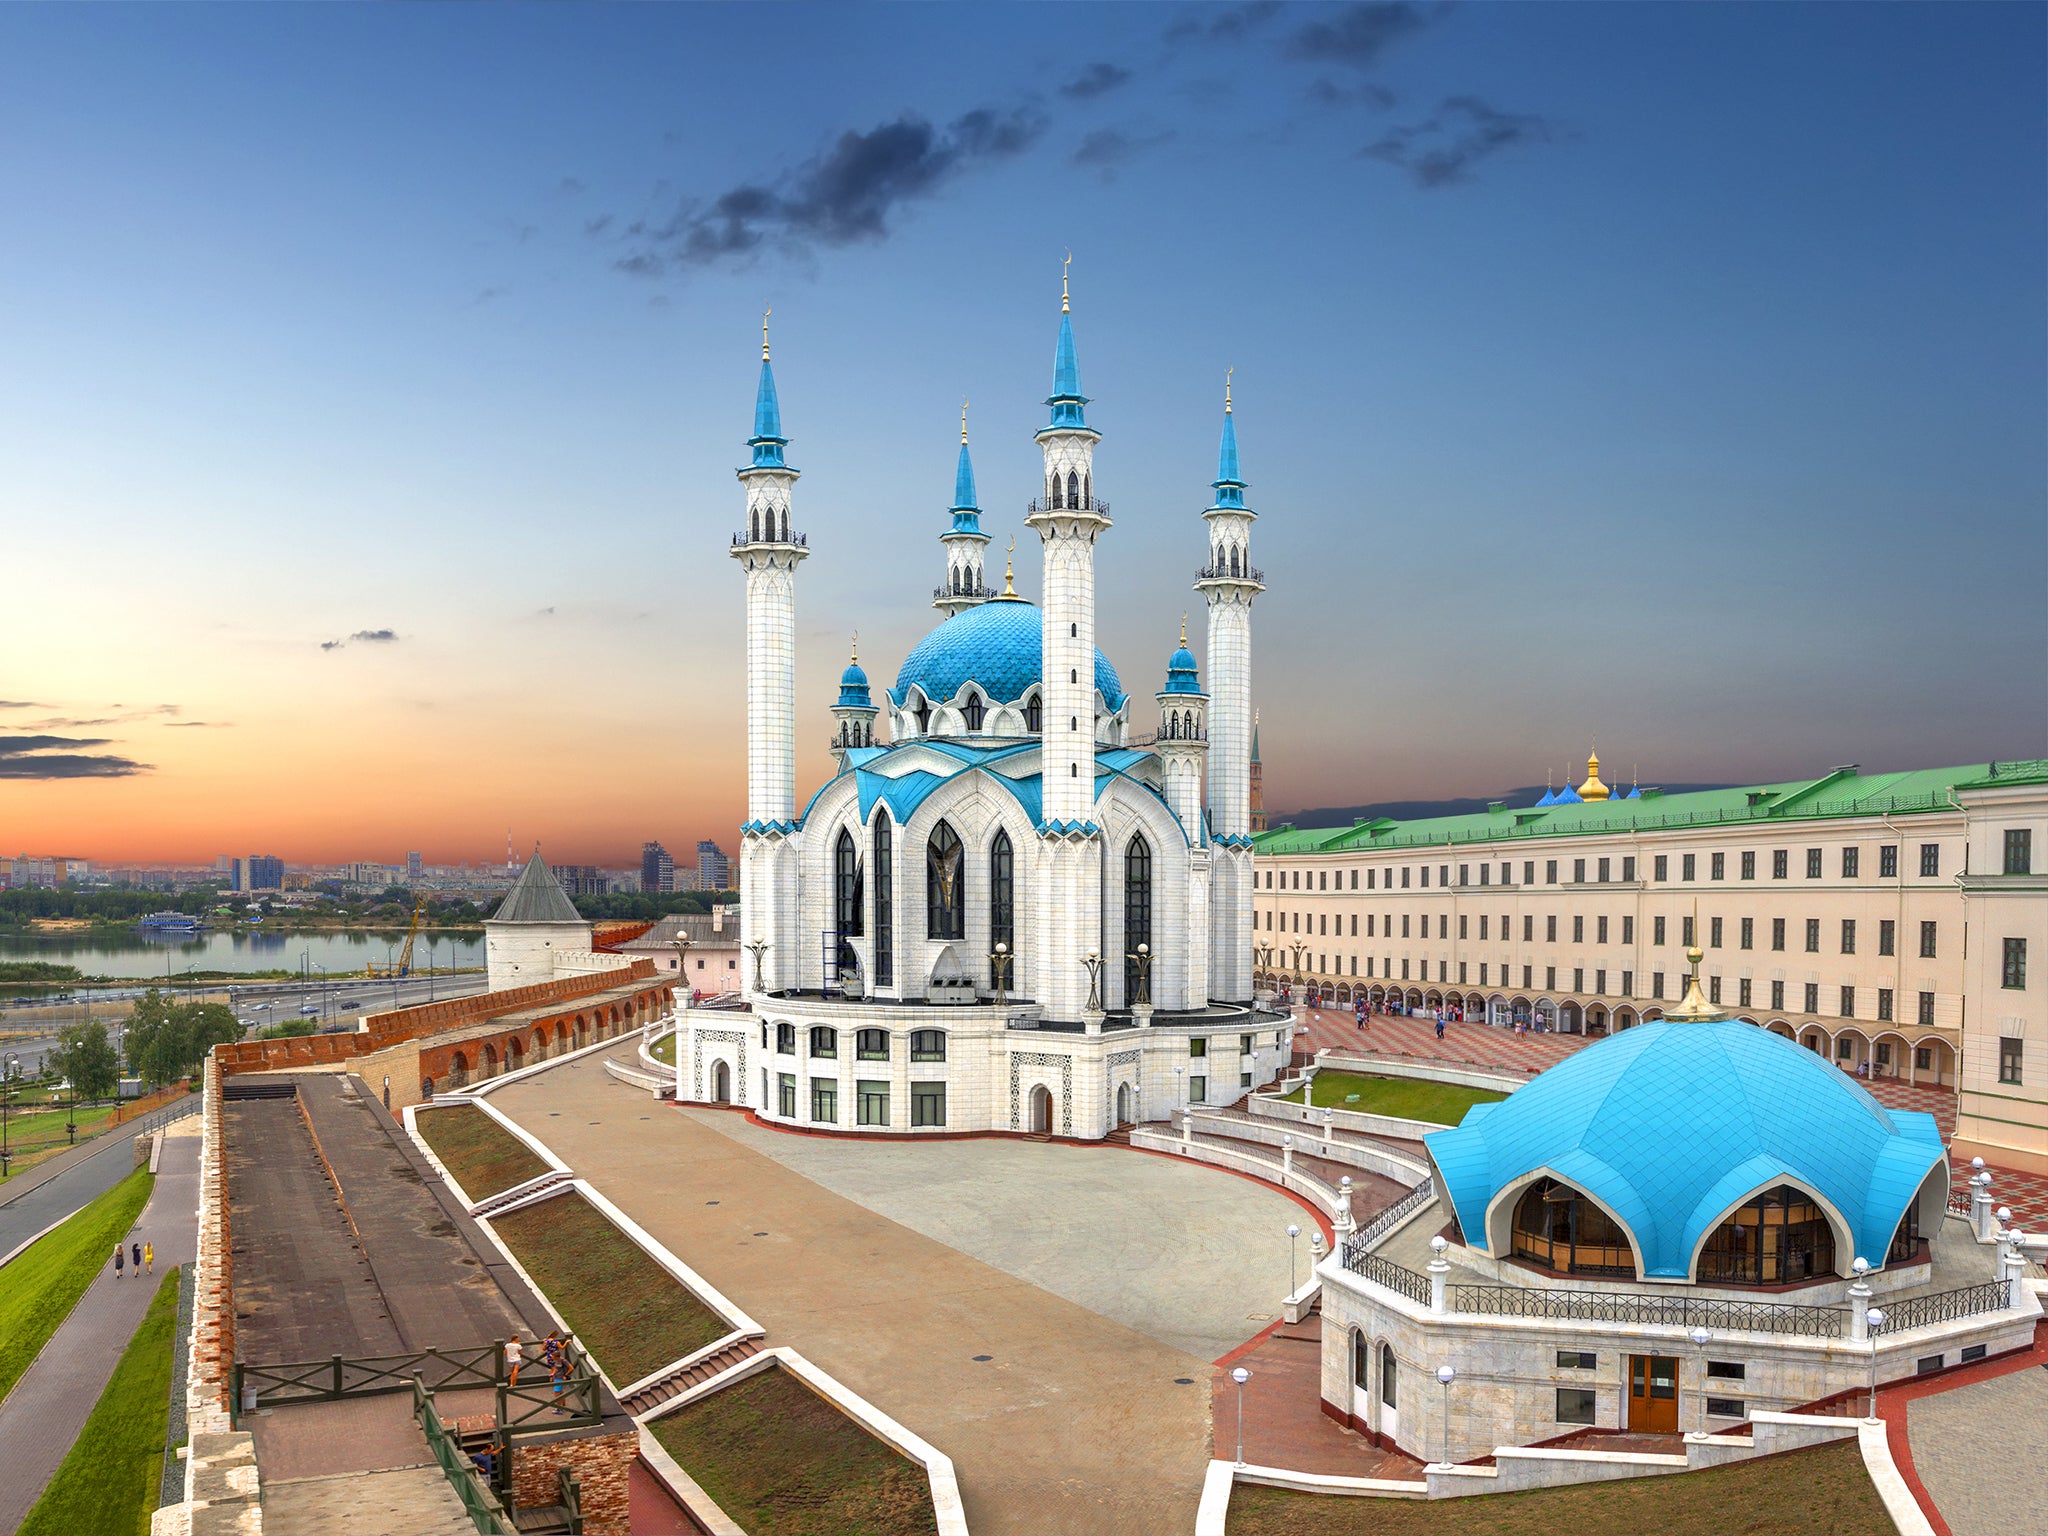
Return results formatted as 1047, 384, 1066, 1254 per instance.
629, 1455, 699, 1535
1210, 1316, 1421, 1479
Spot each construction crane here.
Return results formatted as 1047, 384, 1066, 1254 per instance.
370, 897, 428, 978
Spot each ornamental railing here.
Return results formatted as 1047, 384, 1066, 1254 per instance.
1351, 1177, 1435, 1252
1026, 496, 1109, 514
1447, 1284, 1845, 1338
1880, 1280, 2009, 1334
1197, 562, 1266, 584
1982, 759, 2048, 781
932, 584, 999, 601
1342, 1246, 1432, 1305
1945, 1190, 1974, 1217
730, 530, 808, 548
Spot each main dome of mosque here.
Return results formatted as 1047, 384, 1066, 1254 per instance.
889, 598, 1126, 711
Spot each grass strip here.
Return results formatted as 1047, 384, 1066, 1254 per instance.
1278, 1070, 1505, 1124
651, 1361, 939, 1536
1225, 1438, 1891, 1535
17, 1266, 180, 1536
649, 1032, 676, 1066
0, 1166, 154, 1403
413, 1104, 550, 1200
491, 1192, 726, 1383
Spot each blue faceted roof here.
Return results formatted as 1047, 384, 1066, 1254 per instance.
1162, 644, 1203, 695
1211, 410, 1246, 510
1425, 1017, 1947, 1279
890, 599, 1126, 710
836, 660, 871, 709
1044, 311, 1090, 430
748, 357, 787, 469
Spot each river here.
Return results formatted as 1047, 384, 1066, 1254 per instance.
0, 927, 486, 981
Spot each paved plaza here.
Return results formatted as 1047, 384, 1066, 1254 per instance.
493, 1056, 1309, 1536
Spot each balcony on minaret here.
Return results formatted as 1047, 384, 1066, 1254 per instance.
1027, 494, 1109, 516
1196, 556, 1263, 585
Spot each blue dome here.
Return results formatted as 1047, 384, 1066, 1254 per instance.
1162, 645, 1202, 695
889, 599, 1125, 712
1426, 1018, 1946, 1279
836, 660, 871, 709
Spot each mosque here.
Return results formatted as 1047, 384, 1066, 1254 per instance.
671, 278, 1292, 1137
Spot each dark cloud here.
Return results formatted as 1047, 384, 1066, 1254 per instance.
0, 701, 44, 710
320, 639, 345, 651
557, 176, 586, 196
0, 734, 149, 779
1286, 2, 1435, 67
166, 720, 230, 728
1364, 95, 1560, 186
584, 214, 613, 237
1072, 127, 1176, 172
1164, 2, 1281, 45
1308, 77, 1396, 110
1061, 63, 1132, 100
352, 628, 399, 643
617, 105, 1046, 273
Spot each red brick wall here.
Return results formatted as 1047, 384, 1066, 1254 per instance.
512, 1428, 635, 1536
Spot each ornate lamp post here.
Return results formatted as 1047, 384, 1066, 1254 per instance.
1231, 1366, 1252, 1468
990, 941, 1011, 1008
1081, 949, 1104, 1013
1126, 941, 1152, 1011
1435, 1364, 1457, 1470
1286, 1222, 1302, 1300
1864, 1308, 1886, 1422
744, 938, 771, 994
672, 930, 694, 1012
1688, 1326, 1712, 1435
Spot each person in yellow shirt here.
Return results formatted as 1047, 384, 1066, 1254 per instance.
144, 1242, 154, 1275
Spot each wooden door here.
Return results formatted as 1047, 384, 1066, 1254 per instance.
1628, 1355, 1678, 1433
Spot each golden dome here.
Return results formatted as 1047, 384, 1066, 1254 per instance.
1578, 744, 1611, 802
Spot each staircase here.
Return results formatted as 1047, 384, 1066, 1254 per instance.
469, 1170, 574, 1220
1103, 1124, 1134, 1146
621, 1336, 762, 1417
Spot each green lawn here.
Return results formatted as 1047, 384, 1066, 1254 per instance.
490, 1193, 726, 1384
0, 1167, 154, 1403
0, 1102, 128, 1177
650, 1362, 939, 1536
1278, 1071, 1505, 1124
1225, 1438, 1890, 1536
18, 1267, 181, 1536
648, 1032, 676, 1066
413, 1104, 550, 1200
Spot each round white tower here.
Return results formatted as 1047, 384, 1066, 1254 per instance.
1154, 621, 1210, 837
1196, 374, 1264, 1004
934, 402, 993, 618
1024, 265, 1110, 1022
829, 635, 879, 769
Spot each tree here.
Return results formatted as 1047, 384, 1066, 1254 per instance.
50, 1020, 119, 1101
125, 990, 242, 1085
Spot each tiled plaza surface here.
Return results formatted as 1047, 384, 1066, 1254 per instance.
1291, 1006, 2048, 1227
1892, 1321, 2048, 1535
493, 1056, 1308, 1536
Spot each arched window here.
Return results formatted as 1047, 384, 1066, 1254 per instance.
1025, 695, 1042, 733
910, 1028, 946, 1062
1512, 1178, 1635, 1277
1070, 622, 1077, 638
872, 810, 894, 987
989, 829, 1014, 979
834, 829, 863, 978
1230, 545, 1241, 576
1067, 470, 1080, 507
1887, 1201, 1921, 1266
1070, 764, 1077, 777
914, 699, 930, 736
750, 509, 760, 542
1352, 1330, 1369, 1389
809, 1026, 836, 1058
1070, 668, 1078, 684
1696, 1185, 1838, 1285
1082, 472, 1091, 507
926, 820, 965, 940
962, 692, 984, 732
1380, 1343, 1397, 1410
1124, 833, 1152, 1004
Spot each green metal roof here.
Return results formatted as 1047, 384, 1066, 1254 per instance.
1253, 760, 2048, 857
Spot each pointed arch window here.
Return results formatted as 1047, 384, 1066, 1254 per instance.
926, 820, 965, 940
1230, 546, 1241, 576
1067, 470, 1080, 507
989, 829, 1014, 977
834, 829, 863, 979
1696, 1185, 1838, 1285
1124, 833, 1153, 1004
1024, 694, 1042, 733
913, 698, 930, 736
872, 810, 894, 987
1512, 1178, 1635, 1277
962, 692, 985, 732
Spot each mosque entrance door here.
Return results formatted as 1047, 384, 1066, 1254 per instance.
711, 1059, 730, 1103
1627, 1355, 1678, 1434
1115, 1083, 1131, 1126
1029, 1084, 1053, 1135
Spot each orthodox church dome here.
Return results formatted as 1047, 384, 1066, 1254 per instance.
890, 599, 1126, 711
1425, 1014, 1947, 1279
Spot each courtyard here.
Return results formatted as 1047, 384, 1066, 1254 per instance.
490, 1054, 1313, 1535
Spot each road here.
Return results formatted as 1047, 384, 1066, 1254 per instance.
0, 1102, 199, 1261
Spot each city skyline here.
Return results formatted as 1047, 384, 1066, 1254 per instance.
4, 3, 2042, 864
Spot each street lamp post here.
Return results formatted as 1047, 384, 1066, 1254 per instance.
1435, 1364, 1456, 1469
990, 941, 1010, 1008
1231, 1366, 1251, 1467
1286, 1222, 1301, 1300
1864, 1309, 1885, 1422
1688, 1326, 1711, 1435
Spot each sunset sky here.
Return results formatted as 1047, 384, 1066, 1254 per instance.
3, 4, 2042, 866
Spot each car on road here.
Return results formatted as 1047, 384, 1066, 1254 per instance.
297, 1004, 319, 1016
336, 998, 360, 1008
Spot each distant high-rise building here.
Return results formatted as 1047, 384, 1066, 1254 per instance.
247, 855, 284, 891
641, 841, 674, 894
407, 850, 423, 883
228, 857, 244, 893
552, 864, 606, 898
696, 840, 730, 891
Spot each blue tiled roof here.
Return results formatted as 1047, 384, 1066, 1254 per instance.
1045, 311, 1089, 430
890, 599, 1126, 710
748, 358, 787, 469
1162, 644, 1203, 695
952, 441, 979, 516
1425, 1018, 1947, 1278
1211, 409, 1246, 511
836, 660, 871, 709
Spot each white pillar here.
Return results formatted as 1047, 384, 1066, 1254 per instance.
1971, 1173, 1996, 1242
1848, 1275, 1873, 1340
1428, 1236, 1451, 1313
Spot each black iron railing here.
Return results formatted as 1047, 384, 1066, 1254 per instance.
1026, 496, 1110, 515
1197, 562, 1265, 584
1351, 1177, 1435, 1251
1881, 1280, 2009, 1334
731, 531, 808, 548
1945, 1190, 1974, 1216
932, 584, 998, 601
1342, 1245, 1432, 1305
1448, 1284, 1845, 1337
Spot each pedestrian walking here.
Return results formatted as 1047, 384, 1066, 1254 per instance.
131, 1241, 142, 1272
504, 1335, 524, 1388
113, 1244, 125, 1280
144, 1242, 155, 1275
1434, 1013, 1446, 1041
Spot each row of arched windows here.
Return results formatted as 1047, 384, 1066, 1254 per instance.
1161, 709, 1202, 740
1048, 469, 1091, 509
749, 504, 789, 543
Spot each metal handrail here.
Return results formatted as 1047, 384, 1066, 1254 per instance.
1196, 563, 1265, 584
413, 1378, 511, 1535
1025, 496, 1110, 514
932, 584, 998, 601
237, 1344, 500, 1408
1881, 1279, 2010, 1333
1343, 1246, 1432, 1305
1352, 1177, 1435, 1251
730, 530, 808, 548
1447, 1283, 1845, 1338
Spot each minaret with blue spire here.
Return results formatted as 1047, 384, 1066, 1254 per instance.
830, 633, 878, 769
1195, 369, 1265, 1003
1024, 257, 1111, 1022
731, 309, 807, 993
934, 400, 993, 618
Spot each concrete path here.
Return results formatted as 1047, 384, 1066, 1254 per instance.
493, 1057, 1229, 1536
1905, 1361, 2048, 1535
0, 1123, 201, 1535
0, 1114, 166, 1263
261, 1465, 475, 1536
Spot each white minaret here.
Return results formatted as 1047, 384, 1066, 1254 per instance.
1198, 372, 1263, 1003
731, 312, 806, 993
1156, 622, 1212, 1011
934, 401, 992, 618
1025, 264, 1109, 1022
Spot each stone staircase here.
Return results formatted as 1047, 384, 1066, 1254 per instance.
621, 1336, 762, 1417
468, 1170, 574, 1220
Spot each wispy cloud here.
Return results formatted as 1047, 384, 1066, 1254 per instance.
0, 701, 45, 710
165, 720, 231, 729
1285, 2, 1436, 68
1072, 127, 1176, 173
1061, 63, 1132, 101
1364, 95, 1561, 186
614, 104, 1047, 273
0, 734, 149, 779
1163, 2, 1282, 46
321, 628, 402, 651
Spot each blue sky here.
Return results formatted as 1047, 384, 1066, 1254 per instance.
1, 3, 2041, 861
